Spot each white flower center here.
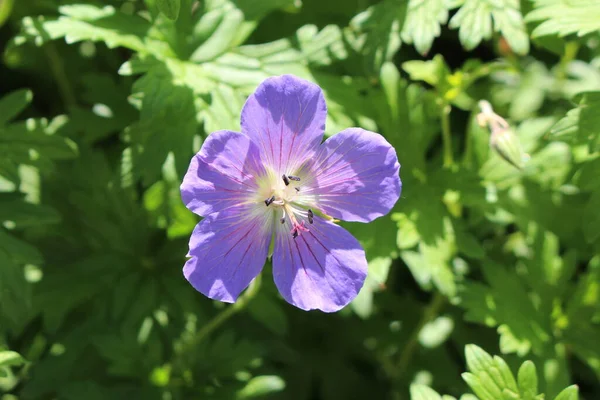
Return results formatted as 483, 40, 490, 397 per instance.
258, 172, 313, 238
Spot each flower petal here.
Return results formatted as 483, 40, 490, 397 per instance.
272, 216, 367, 312
301, 128, 401, 222
184, 204, 273, 303
240, 74, 326, 174
181, 130, 266, 217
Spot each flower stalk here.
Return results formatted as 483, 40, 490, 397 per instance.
440, 102, 454, 168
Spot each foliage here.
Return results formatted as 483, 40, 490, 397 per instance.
411, 344, 579, 400
0, 0, 599, 399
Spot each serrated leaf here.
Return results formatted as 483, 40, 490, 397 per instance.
549, 91, 600, 152
347, 0, 406, 75
18, 5, 159, 55
449, 0, 529, 54
526, 0, 600, 38
401, 0, 450, 55
461, 346, 575, 400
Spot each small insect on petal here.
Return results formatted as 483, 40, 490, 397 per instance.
265, 195, 275, 206
307, 209, 314, 224
282, 174, 290, 186
292, 229, 299, 238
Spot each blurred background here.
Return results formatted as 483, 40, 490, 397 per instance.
1, 0, 599, 399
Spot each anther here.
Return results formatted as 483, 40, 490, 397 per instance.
280, 217, 286, 224
282, 175, 290, 186
294, 187, 300, 192
307, 209, 314, 224
287, 175, 300, 181
264, 195, 275, 206
292, 229, 299, 239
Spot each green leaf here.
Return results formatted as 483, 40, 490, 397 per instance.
0, 351, 25, 368
0, 350, 25, 377
401, 0, 450, 56
190, 4, 244, 62
125, 62, 199, 185
582, 191, 600, 243
464, 345, 517, 400
553, 385, 579, 400
236, 375, 286, 398
351, 257, 392, 318
449, 0, 529, 54
247, 292, 289, 336
550, 91, 600, 152
17, 5, 160, 55
400, 196, 457, 297
156, 0, 180, 21
526, 0, 600, 38
347, 0, 406, 75
0, 0, 14, 28
0, 89, 32, 126
461, 262, 552, 356
517, 361, 538, 397
0, 116, 79, 167
410, 384, 443, 400
0, 249, 32, 332
0, 229, 43, 264
0, 199, 60, 228
402, 55, 449, 88
419, 315, 454, 348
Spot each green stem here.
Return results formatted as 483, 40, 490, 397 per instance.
195, 274, 261, 344
440, 103, 453, 168
43, 43, 77, 109
395, 292, 446, 379
171, 274, 262, 384
556, 41, 580, 81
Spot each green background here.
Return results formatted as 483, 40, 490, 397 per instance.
1, 0, 599, 399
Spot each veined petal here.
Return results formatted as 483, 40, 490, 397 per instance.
181, 130, 265, 217
272, 217, 367, 312
184, 204, 273, 303
300, 128, 401, 223
240, 74, 326, 174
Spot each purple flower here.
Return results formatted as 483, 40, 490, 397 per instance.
181, 75, 401, 312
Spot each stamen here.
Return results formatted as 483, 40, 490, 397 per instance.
307, 209, 314, 224
280, 209, 286, 224
294, 187, 300, 192
264, 195, 275, 206
287, 175, 300, 181
282, 175, 290, 186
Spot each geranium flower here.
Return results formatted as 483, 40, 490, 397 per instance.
181, 75, 401, 312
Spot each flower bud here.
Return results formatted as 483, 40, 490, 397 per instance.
490, 126, 525, 169
477, 100, 526, 169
